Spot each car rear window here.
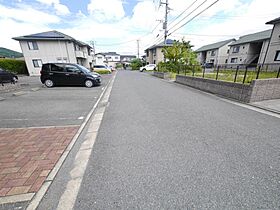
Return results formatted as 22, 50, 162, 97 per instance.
50, 64, 64, 72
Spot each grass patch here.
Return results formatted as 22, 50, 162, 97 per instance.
93, 69, 111, 74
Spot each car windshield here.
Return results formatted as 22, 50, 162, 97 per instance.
77, 64, 91, 73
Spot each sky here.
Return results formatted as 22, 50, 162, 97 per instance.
0, 0, 280, 56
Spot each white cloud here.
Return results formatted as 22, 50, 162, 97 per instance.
87, 0, 125, 21
36, 0, 70, 16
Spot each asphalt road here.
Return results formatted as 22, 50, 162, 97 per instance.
38, 70, 280, 209
0, 75, 111, 128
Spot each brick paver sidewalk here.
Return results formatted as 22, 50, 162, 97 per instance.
0, 126, 79, 197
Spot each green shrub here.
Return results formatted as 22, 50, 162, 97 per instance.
93, 69, 111, 74
0, 59, 28, 75
130, 58, 143, 70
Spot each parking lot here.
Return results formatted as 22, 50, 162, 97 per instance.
0, 74, 112, 128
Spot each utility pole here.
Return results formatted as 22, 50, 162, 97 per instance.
137, 40, 140, 59
161, 0, 169, 45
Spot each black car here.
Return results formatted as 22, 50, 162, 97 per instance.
40, 63, 101, 88
0, 67, 18, 85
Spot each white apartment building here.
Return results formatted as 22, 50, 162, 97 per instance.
13, 31, 94, 76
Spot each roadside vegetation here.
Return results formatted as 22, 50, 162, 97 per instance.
130, 58, 143, 70
0, 59, 28, 75
156, 40, 279, 84
93, 69, 111, 74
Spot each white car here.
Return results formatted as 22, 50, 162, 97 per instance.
140, 64, 156, 72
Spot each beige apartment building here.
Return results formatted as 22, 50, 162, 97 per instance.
227, 29, 272, 66
196, 39, 235, 66
13, 31, 94, 76
145, 39, 174, 65
264, 17, 280, 67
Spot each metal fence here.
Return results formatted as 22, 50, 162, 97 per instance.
158, 63, 280, 84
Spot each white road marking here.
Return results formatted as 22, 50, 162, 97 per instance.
78, 116, 84, 120
56, 72, 117, 210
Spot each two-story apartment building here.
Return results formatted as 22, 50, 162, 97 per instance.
264, 17, 280, 68
13, 31, 94, 76
227, 29, 272, 66
196, 39, 235, 66
145, 39, 174, 65
95, 52, 121, 67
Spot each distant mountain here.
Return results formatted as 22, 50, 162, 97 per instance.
0, 47, 23, 58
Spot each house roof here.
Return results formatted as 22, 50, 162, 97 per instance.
266, 17, 280, 24
145, 39, 174, 51
229, 29, 272, 46
0, 47, 23, 58
13, 30, 91, 48
195, 39, 235, 52
98, 52, 120, 56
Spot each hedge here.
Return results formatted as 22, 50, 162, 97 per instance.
93, 69, 111, 74
0, 59, 28, 75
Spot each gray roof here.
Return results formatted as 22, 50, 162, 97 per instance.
13, 30, 91, 47
195, 39, 235, 52
145, 39, 174, 51
98, 52, 120, 56
229, 29, 272, 46
266, 17, 280, 24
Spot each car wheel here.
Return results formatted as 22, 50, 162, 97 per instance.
143, 68, 146, 71
12, 76, 18, 83
85, 79, 93, 88
44, 79, 54, 88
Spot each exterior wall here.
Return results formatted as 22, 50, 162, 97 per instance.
95, 54, 106, 65
196, 52, 206, 64
258, 39, 270, 64
146, 47, 164, 65
228, 43, 250, 65
176, 75, 280, 102
265, 23, 280, 65
205, 49, 218, 65
217, 44, 231, 65
105, 55, 120, 62
20, 40, 93, 75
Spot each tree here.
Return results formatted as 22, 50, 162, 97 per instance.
161, 39, 200, 73
130, 58, 143, 70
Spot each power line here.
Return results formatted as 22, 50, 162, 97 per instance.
168, 0, 208, 32
168, 0, 221, 36
168, 0, 199, 26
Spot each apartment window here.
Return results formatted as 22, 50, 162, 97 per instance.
225, 59, 228, 63
75, 45, 81, 51
146, 51, 149, 56
274, 51, 280, 61
232, 46, 240, 53
231, 58, 238, 63
227, 49, 229, 54
32, 59, 42, 68
211, 50, 216, 56
28, 41, 38, 50
115, 56, 118, 59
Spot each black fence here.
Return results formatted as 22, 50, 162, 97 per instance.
158, 63, 280, 84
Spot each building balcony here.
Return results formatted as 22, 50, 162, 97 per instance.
75, 50, 86, 59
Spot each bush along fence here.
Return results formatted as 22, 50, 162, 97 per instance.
158, 63, 280, 84
0, 59, 28, 75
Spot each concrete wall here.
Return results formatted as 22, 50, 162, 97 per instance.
175, 75, 280, 103
153, 72, 170, 79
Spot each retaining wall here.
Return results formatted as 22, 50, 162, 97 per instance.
153, 72, 170, 79
175, 75, 280, 103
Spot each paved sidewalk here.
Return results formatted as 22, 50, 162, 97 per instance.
0, 126, 78, 197
251, 98, 280, 113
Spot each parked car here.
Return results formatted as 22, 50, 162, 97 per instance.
203, 63, 214, 68
93, 65, 112, 73
140, 64, 156, 72
0, 67, 18, 84
40, 63, 101, 88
